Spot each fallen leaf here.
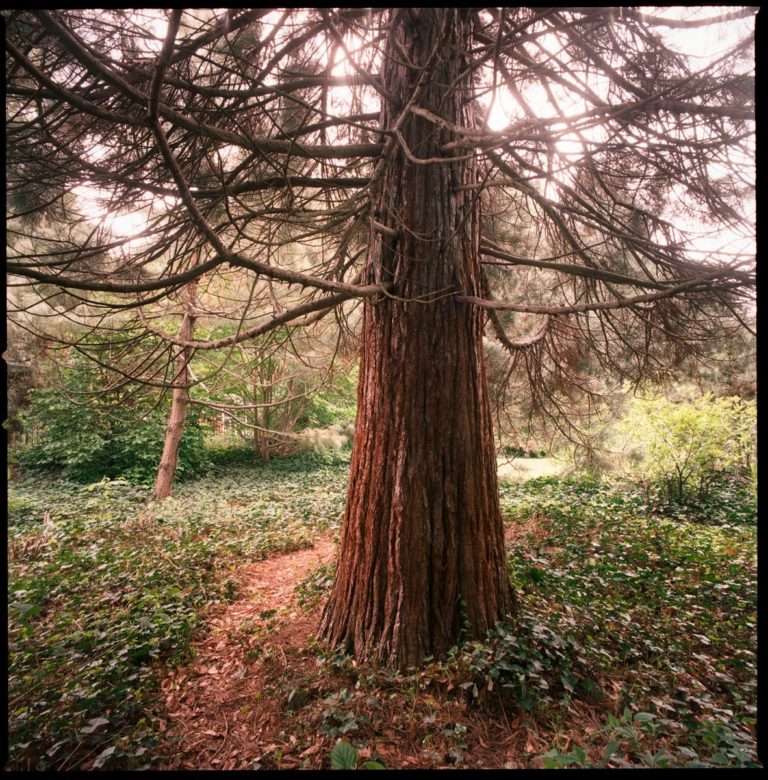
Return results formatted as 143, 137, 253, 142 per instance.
80, 716, 110, 734
92, 746, 116, 769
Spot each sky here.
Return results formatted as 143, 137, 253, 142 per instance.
71, 7, 755, 271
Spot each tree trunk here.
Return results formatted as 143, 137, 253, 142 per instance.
319, 9, 514, 669
154, 283, 197, 499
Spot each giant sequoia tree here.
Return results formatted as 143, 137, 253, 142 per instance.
6, 8, 755, 667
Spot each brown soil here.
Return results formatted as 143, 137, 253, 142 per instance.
504, 512, 551, 546
157, 538, 336, 770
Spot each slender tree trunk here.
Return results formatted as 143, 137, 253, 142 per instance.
154, 282, 197, 499
319, 8, 514, 669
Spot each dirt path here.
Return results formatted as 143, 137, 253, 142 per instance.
157, 537, 336, 770
153, 531, 587, 771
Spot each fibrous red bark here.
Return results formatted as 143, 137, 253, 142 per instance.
319, 8, 514, 669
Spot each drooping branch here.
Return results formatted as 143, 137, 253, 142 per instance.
6, 6, 755, 440
139, 284, 385, 351
460, 269, 749, 315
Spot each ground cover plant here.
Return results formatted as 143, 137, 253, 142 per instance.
496, 476, 758, 767
254, 476, 756, 769
7, 451, 349, 771
7, 453, 758, 770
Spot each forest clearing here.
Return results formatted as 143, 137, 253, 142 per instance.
6, 6, 757, 771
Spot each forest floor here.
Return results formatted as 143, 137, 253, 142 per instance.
157, 470, 758, 770
157, 538, 338, 769
496, 455, 564, 482
7, 450, 760, 770
154, 533, 562, 770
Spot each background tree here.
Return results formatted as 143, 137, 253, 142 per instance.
5, 7, 755, 667
153, 280, 198, 497
13, 332, 210, 485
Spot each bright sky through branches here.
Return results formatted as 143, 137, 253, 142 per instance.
69, 6, 753, 276
6, 4, 755, 443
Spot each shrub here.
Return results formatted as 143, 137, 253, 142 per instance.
296, 366, 358, 430
295, 424, 353, 455
18, 388, 208, 485
503, 445, 547, 459
617, 393, 754, 506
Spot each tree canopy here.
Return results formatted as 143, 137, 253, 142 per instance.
6, 7, 756, 433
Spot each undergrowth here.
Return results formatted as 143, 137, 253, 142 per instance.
495, 475, 758, 767
7, 451, 349, 771
280, 475, 757, 769
7, 458, 758, 769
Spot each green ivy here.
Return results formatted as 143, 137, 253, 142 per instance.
7, 450, 350, 770
499, 476, 757, 767
464, 616, 598, 711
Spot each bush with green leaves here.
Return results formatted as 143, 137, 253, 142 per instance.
12, 330, 212, 485
296, 365, 358, 430
616, 394, 755, 506
503, 445, 549, 459
18, 388, 208, 485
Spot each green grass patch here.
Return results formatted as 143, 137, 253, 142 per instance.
7, 450, 350, 771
